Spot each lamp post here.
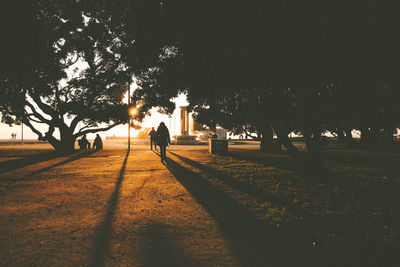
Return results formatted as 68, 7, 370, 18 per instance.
128, 86, 131, 150
128, 106, 139, 150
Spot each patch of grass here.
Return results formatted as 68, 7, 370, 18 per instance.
181, 147, 400, 262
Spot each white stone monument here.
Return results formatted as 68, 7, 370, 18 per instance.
174, 106, 197, 144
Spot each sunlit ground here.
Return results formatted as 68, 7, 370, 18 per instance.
0, 140, 399, 266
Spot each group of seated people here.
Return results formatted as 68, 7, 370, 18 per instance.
78, 134, 103, 150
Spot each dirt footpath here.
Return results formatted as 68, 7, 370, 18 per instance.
0, 145, 240, 266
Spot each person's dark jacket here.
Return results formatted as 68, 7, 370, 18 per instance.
93, 135, 103, 149
156, 125, 170, 145
149, 129, 157, 140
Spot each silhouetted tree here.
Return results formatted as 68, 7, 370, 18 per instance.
0, 1, 133, 152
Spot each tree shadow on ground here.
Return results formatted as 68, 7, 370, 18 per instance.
88, 148, 130, 267
168, 151, 314, 220
0, 151, 60, 174
322, 150, 400, 170
165, 153, 398, 266
163, 156, 304, 267
28, 150, 98, 176
230, 149, 334, 179
230, 146, 400, 176
226, 149, 351, 186
0, 150, 98, 183
227, 149, 299, 173
137, 222, 196, 266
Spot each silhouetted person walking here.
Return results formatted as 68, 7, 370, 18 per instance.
156, 122, 170, 162
149, 127, 157, 150
93, 134, 103, 150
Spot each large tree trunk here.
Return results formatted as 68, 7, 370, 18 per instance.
360, 127, 369, 146
271, 123, 299, 158
360, 127, 376, 146
59, 136, 76, 153
383, 126, 395, 146
44, 126, 76, 153
60, 127, 77, 153
303, 129, 321, 165
260, 124, 280, 152
344, 128, 356, 146
334, 129, 346, 143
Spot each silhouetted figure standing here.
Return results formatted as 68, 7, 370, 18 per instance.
93, 134, 103, 150
156, 122, 170, 162
78, 134, 90, 149
149, 127, 157, 150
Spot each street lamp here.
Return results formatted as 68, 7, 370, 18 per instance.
127, 86, 131, 150
130, 107, 139, 117
128, 106, 140, 150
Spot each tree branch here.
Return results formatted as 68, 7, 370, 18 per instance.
55, 84, 63, 119
244, 130, 257, 139
70, 115, 82, 132
44, 125, 62, 150
329, 131, 338, 138
62, 53, 79, 68
24, 101, 54, 125
64, 84, 74, 102
30, 93, 59, 120
74, 123, 120, 138
26, 115, 45, 124
21, 117, 44, 140
77, 124, 91, 133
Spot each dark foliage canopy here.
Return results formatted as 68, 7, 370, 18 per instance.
128, 1, 400, 156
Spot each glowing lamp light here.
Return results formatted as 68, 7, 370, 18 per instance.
130, 107, 139, 116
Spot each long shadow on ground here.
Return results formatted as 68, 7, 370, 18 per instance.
0, 151, 60, 174
228, 149, 352, 178
227, 149, 299, 173
163, 156, 303, 267
28, 149, 97, 176
322, 150, 400, 170
0, 150, 98, 183
168, 151, 315, 221
167, 151, 399, 266
88, 148, 130, 267
227, 149, 356, 186
137, 222, 196, 266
